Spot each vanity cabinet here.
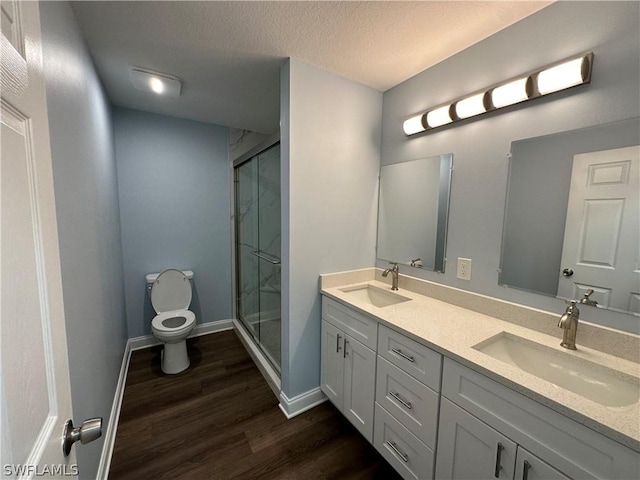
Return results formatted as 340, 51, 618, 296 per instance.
374, 325, 442, 480
437, 397, 570, 480
320, 292, 639, 480
321, 298, 377, 441
437, 358, 639, 480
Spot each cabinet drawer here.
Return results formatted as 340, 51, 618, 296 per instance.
442, 358, 639, 480
322, 296, 378, 349
374, 403, 434, 480
378, 325, 442, 391
376, 356, 439, 448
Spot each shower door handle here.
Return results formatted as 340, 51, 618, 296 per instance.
251, 250, 281, 265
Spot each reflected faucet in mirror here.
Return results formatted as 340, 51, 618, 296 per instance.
382, 263, 400, 291
579, 289, 598, 307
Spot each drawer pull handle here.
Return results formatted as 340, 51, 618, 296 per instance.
389, 391, 412, 410
336, 334, 342, 353
385, 440, 409, 463
391, 348, 415, 363
344, 339, 349, 358
494, 442, 504, 478
522, 460, 531, 480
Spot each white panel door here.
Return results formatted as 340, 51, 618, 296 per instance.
558, 146, 640, 314
514, 446, 571, 480
1, 1, 76, 477
320, 320, 344, 407
343, 336, 375, 442
435, 398, 516, 480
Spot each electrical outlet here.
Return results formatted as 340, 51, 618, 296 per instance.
457, 258, 472, 280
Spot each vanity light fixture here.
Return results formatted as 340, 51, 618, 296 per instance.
403, 52, 593, 136
130, 68, 182, 98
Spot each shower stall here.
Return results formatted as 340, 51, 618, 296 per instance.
233, 138, 281, 373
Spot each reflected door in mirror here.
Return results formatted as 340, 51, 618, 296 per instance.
557, 146, 639, 314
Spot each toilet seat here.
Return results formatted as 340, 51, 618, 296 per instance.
150, 268, 192, 313
152, 309, 196, 334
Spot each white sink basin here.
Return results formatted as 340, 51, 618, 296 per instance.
473, 332, 640, 408
339, 284, 411, 308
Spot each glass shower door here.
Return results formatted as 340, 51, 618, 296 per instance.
235, 142, 281, 372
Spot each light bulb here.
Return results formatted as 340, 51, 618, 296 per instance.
149, 77, 165, 94
492, 78, 529, 108
455, 93, 486, 119
426, 105, 452, 128
403, 115, 425, 135
537, 57, 586, 95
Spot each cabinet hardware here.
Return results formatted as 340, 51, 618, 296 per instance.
522, 460, 531, 480
389, 391, 413, 409
391, 348, 415, 362
344, 339, 349, 358
336, 334, 342, 353
386, 440, 409, 463
494, 442, 504, 478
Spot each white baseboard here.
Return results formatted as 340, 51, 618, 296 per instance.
96, 339, 132, 480
128, 319, 234, 351
278, 388, 327, 419
96, 319, 233, 479
232, 318, 281, 398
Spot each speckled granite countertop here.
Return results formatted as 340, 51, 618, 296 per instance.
320, 268, 640, 452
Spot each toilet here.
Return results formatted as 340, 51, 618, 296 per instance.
146, 269, 196, 374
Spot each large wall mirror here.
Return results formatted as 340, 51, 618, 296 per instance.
500, 117, 639, 316
377, 154, 453, 272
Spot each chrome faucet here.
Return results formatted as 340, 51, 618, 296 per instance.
382, 263, 399, 291
558, 301, 579, 350
579, 288, 598, 307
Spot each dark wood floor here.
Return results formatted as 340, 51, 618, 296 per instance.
109, 330, 401, 479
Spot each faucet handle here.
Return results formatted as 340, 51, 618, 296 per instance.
579, 289, 598, 306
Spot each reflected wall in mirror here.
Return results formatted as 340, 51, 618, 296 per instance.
377, 154, 452, 272
500, 117, 640, 316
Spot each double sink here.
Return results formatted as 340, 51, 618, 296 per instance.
339, 283, 639, 409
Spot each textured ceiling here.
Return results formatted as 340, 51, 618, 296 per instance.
70, 1, 551, 133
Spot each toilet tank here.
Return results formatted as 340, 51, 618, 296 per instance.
146, 269, 194, 289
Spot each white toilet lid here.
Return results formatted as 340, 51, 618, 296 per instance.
150, 269, 192, 313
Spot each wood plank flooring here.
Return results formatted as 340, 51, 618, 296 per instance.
109, 330, 402, 479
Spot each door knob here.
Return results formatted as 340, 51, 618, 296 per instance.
63, 417, 102, 456
562, 268, 574, 277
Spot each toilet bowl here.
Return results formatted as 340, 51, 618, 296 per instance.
147, 269, 196, 374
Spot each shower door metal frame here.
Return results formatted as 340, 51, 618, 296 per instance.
231, 133, 281, 375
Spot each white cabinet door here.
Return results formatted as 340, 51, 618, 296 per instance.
515, 447, 571, 480
320, 320, 344, 406
343, 334, 376, 441
436, 398, 516, 480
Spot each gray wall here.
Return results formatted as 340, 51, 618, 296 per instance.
501, 118, 640, 296
380, 1, 640, 333
40, 2, 128, 478
281, 58, 382, 398
113, 108, 231, 338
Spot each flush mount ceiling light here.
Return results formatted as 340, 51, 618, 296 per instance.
130, 68, 182, 97
402, 52, 593, 136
